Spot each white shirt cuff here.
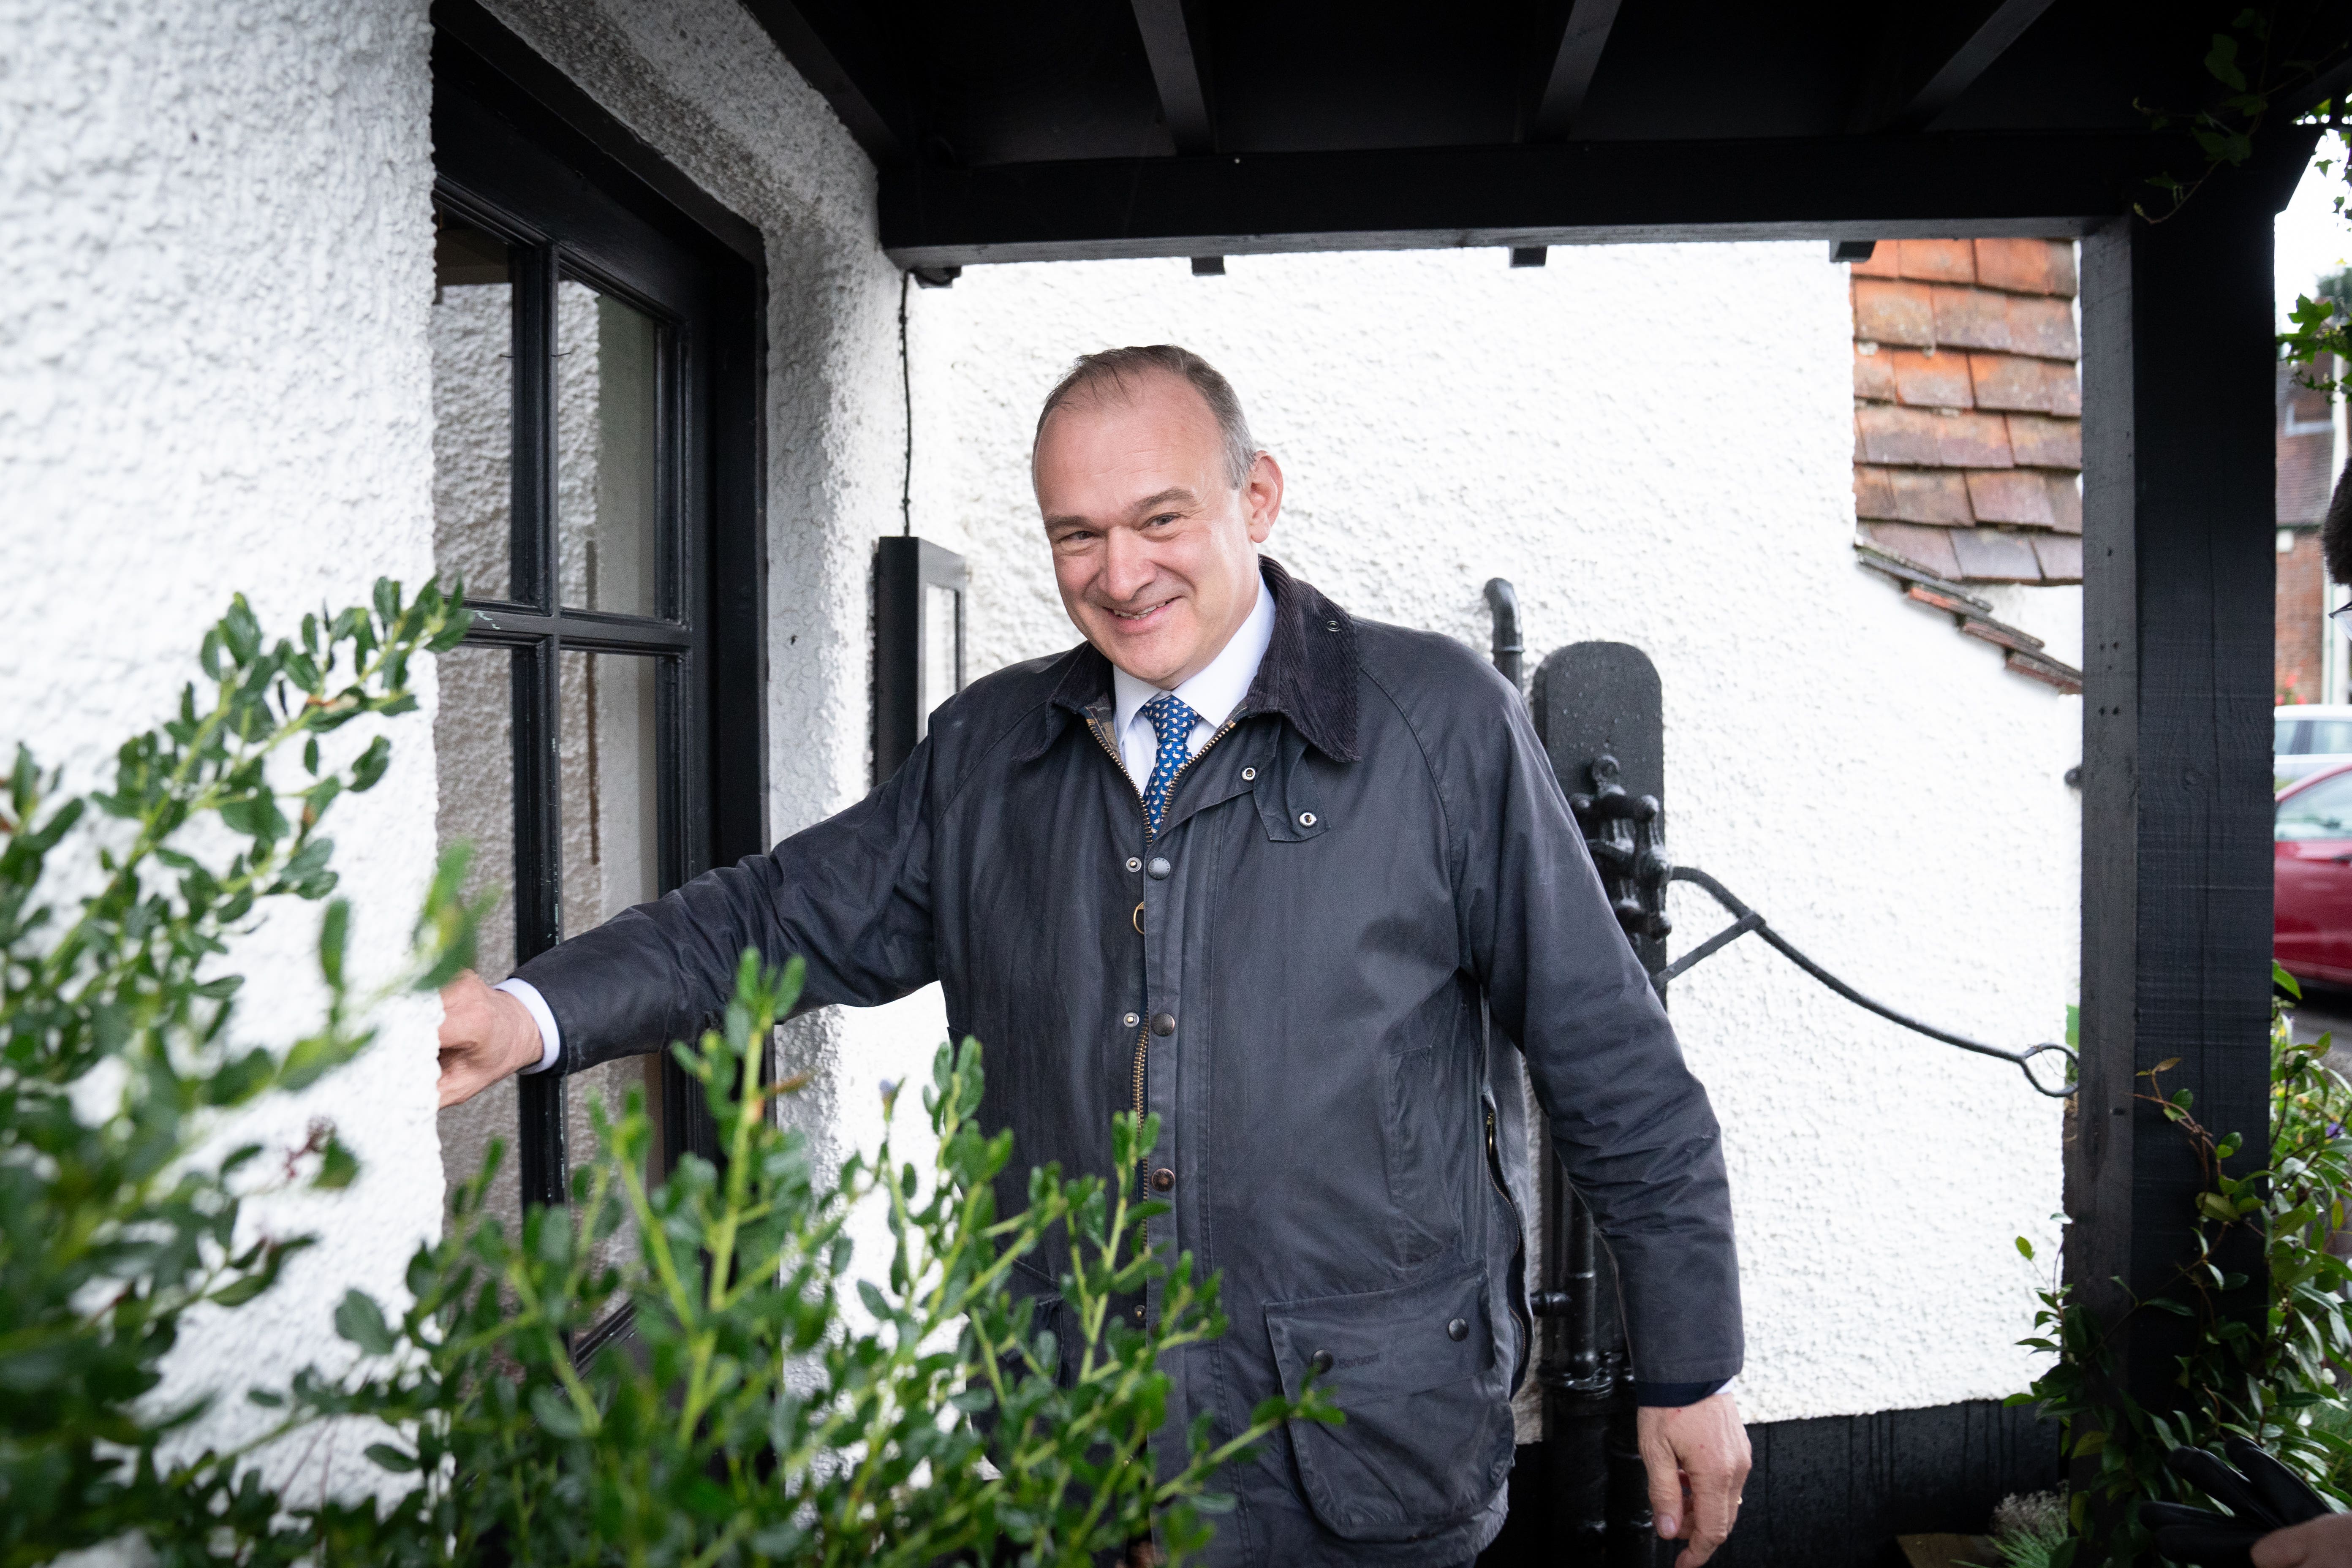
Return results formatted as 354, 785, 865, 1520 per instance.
492, 978, 562, 1074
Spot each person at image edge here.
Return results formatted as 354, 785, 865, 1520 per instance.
435, 345, 1751, 1568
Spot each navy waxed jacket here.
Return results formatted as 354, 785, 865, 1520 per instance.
517, 557, 1742, 1566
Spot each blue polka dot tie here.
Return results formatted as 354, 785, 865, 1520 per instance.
1139, 692, 1199, 836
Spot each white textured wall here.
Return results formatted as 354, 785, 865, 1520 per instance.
903, 247, 2080, 1426
0, 0, 442, 1492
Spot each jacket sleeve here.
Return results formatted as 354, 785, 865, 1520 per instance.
513, 737, 938, 1075
1449, 671, 1743, 1388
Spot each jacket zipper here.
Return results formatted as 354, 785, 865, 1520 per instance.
1086, 712, 1243, 1119
1486, 1105, 1534, 1386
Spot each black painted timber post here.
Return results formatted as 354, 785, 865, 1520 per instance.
2070, 131, 2315, 1538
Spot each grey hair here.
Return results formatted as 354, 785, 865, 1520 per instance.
1032, 344, 1260, 489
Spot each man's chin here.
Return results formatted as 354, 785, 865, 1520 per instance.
1087, 621, 1192, 686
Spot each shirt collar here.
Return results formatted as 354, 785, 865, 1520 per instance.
1109, 571, 1278, 741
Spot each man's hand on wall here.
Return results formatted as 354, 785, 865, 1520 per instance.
436, 970, 544, 1108
1639, 1390, 1750, 1567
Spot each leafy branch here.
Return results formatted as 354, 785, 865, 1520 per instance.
2009, 965, 2352, 1568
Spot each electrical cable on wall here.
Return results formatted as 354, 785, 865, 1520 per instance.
899, 271, 913, 538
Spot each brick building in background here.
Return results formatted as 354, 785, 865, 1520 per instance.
1845, 237, 2085, 691
2276, 351, 2344, 705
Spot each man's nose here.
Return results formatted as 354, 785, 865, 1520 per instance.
1100, 527, 1158, 603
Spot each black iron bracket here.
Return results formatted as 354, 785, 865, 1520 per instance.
1663, 864, 2077, 1098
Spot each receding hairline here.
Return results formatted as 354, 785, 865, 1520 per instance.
1031, 345, 1261, 490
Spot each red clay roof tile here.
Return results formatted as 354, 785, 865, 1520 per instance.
1949, 528, 2045, 581
1849, 244, 1903, 279
1930, 284, 2010, 351
1890, 347, 1975, 408
2007, 413, 2082, 468
1936, 409, 2018, 467
1972, 239, 2068, 296
1855, 403, 1945, 465
1853, 343, 1897, 401
1854, 465, 1976, 524
2031, 533, 2084, 582
1966, 469, 2058, 526
1854, 277, 1936, 346
1859, 521, 1964, 578
1968, 352, 2053, 413
2005, 294, 2079, 358
2044, 472, 2082, 533
1897, 239, 1978, 284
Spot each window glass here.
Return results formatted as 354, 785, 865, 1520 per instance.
555, 280, 663, 617
2279, 719, 2308, 754
2277, 773, 2352, 840
2309, 720, 2352, 755
433, 642, 523, 1239
925, 582, 963, 722
560, 650, 664, 1277
431, 216, 514, 603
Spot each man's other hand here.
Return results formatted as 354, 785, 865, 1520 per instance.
437, 970, 544, 1108
2257, 1513, 2352, 1567
1639, 1390, 1750, 1568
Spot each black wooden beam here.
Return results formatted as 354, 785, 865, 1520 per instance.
881, 132, 2177, 268
1129, 0, 1214, 154
1531, 0, 1624, 141
1846, 0, 2058, 135
2069, 133, 2317, 1544
736, 0, 906, 164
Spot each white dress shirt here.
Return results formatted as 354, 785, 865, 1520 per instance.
1107, 572, 1275, 788
499, 570, 1278, 1076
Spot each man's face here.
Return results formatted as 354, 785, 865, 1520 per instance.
1034, 372, 1283, 689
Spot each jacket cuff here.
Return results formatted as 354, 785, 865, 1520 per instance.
1632, 1378, 1729, 1408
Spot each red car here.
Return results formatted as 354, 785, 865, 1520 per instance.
2277, 758, 2352, 985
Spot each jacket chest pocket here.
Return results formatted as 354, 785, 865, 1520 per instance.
1249, 730, 1330, 843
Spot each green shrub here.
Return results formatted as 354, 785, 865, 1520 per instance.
1, 585, 1331, 1567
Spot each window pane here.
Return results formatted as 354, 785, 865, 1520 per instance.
2279, 718, 2306, 753
431, 215, 514, 603
925, 583, 962, 721
433, 642, 522, 1239
2278, 773, 2352, 840
555, 281, 663, 617
560, 650, 665, 1280
2311, 721, 2352, 755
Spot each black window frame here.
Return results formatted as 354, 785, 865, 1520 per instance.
432, 4, 768, 1219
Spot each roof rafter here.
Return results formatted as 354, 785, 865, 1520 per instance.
738, 0, 908, 163
1848, 0, 2058, 135
1532, 0, 1624, 141
1129, 0, 1215, 154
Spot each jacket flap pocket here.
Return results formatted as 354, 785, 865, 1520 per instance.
1263, 1266, 1512, 1543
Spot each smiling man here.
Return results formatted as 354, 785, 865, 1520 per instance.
436, 345, 1748, 1568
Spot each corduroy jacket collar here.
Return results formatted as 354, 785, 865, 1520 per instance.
1038, 557, 1360, 764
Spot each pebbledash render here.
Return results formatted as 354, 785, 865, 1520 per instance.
3, 0, 2076, 1511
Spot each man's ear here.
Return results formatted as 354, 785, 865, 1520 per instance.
1243, 451, 1284, 544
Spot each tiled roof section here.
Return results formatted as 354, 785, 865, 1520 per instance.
1848, 239, 2082, 587
2279, 355, 2339, 527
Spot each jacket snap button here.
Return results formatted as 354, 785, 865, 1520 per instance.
1126, 857, 1142, 872
1147, 856, 1172, 878
1241, 766, 1256, 781
1298, 811, 1317, 827
1151, 1167, 1175, 1191
1123, 1012, 1139, 1028
1447, 1317, 1469, 1342
1150, 1012, 1177, 1036
1310, 1349, 1334, 1375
